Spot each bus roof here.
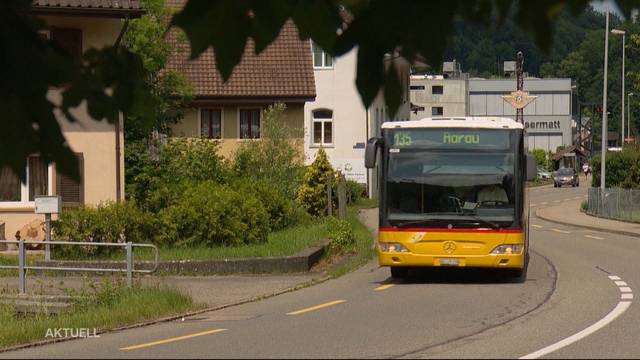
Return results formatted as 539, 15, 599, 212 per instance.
381, 117, 524, 130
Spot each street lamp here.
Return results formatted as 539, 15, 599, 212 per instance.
611, 28, 625, 148
601, 11, 609, 191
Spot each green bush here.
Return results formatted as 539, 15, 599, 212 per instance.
296, 148, 335, 217
157, 182, 270, 248
231, 177, 310, 231
232, 102, 304, 198
530, 149, 546, 168
52, 202, 155, 258
327, 217, 356, 253
591, 147, 640, 188
345, 180, 366, 204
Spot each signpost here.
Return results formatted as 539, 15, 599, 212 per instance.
35, 196, 61, 261
502, 52, 537, 124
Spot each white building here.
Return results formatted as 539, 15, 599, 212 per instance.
304, 43, 410, 195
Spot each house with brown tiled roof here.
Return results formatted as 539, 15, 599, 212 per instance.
165, 2, 316, 158
0, 1, 143, 247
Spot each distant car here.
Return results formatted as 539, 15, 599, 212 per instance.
537, 167, 551, 179
554, 168, 580, 187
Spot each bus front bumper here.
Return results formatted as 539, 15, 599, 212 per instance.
377, 251, 525, 269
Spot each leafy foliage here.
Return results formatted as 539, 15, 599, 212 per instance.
51, 202, 156, 258
327, 216, 356, 253
123, 0, 193, 141
232, 102, 304, 198
157, 182, 270, 247
296, 148, 335, 217
591, 146, 640, 189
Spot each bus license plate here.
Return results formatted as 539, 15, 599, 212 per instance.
439, 258, 459, 266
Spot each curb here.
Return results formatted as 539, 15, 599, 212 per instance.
535, 208, 640, 239
0, 275, 332, 354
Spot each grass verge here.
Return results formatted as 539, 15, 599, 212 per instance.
0, 280, 198, 349
326, 206, 376, 278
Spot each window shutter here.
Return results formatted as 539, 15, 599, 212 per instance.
56, 154, 84, 205
51, 28, 83, 64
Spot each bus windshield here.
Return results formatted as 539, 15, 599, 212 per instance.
384, 128, 518, 227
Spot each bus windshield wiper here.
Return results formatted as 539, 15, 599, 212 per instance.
458, 213, 500, 230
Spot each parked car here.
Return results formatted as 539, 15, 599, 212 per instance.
553, 167, 579, 187
537, 167, 551, 179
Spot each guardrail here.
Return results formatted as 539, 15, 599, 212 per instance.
0, 240, 158, 295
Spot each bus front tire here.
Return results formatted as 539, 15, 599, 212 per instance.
390, 267, 409, 279
508, 255, 529, 283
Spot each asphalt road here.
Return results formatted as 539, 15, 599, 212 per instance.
3, 183, 639, 359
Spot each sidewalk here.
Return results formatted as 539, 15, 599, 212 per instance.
536, 199, 640, 238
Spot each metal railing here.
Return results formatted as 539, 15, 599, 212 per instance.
0, 240, 158, 294
587, 187, 640, 222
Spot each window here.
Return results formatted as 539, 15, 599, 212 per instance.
56, 154, 84, 205
200, 109, 222, 139
432, 106, 444, 116
0, 156, 50, 203
311, 41, 333, 68
312, 109, 333, 145
410, 85, 425, 90
432, 85, 444, 95
240, 109, 261, 139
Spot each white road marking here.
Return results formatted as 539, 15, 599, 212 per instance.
531, 224, 543, 229
540, 202, 548, 205
553, 200, 561, 203
622, 294, 634, 300
520, 274, 633, 359
552, 228, 570, 234
619, 287, 632, 293
615, 281, 628, 287
563, 198, 572, 201
574, 196, 582, 200
530, 204, 537, 207
585, 235, 605, 240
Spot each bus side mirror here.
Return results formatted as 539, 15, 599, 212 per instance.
526, 155, 537, 181
365, 137, 382, 169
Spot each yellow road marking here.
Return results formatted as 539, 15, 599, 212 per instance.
287, 300, 346, 316
374, 284, 395, 291
585, 235, 605, 240
552, 228, 570, 234
120, 329, 227, 351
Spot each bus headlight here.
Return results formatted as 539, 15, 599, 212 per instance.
379, 242, 409, 252
491, 244, 523, 255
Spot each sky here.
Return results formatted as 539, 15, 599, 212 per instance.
590, 0, 624, 17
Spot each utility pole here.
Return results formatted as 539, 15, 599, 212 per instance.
502, 52, 536, 125
601, 10, 609, 191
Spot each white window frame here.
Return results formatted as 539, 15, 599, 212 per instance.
311, 41, 334, 69
311, 109, 334, 147
237, 107, 263, 140
0, 159, 53, 208
198, 108, 224, 139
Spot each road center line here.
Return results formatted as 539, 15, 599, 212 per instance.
520, 275, 633, 359
574, 196, 582, 199
374, 284, 395, 291
287, 300, 346, 315
540, 202, 548, 205
615, 281, 628, 287
551, 228, 570, 234
585, 235, 605, 240
120, 328, 227, 351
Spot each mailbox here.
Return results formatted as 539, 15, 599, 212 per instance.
34, 196, 61, 214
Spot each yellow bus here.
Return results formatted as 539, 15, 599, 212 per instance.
365, 117, 537, 282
